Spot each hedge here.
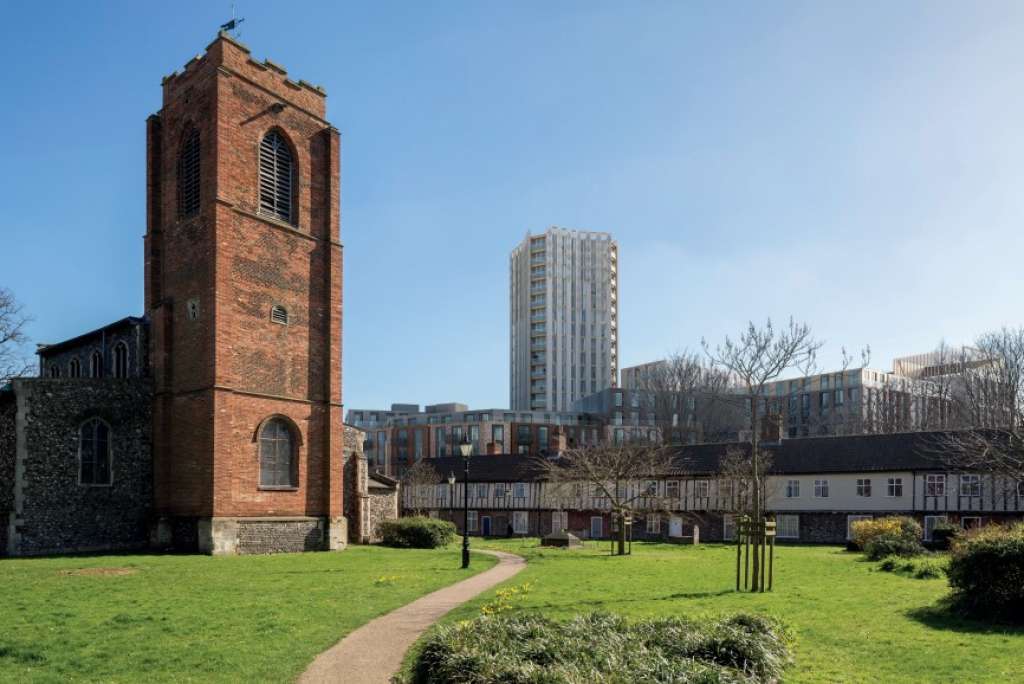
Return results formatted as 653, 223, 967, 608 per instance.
407, 611, 792, 683
379, 517, 457, 549
850, 516, 925, 559
947, 522, 1024, 622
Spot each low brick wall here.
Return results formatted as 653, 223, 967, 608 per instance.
236, 518, 324, 554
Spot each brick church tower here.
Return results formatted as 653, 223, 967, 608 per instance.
145, 33, 345, 554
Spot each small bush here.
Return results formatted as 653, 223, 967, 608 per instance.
947, 522, 1024, 622
864, 533, 925, 560
850, 516, 922, 551
407, 611, 792, 683
878, 556, 900, 572
929, 522, 960, 550
379, 517, 456, 549
913, 559, 943, 580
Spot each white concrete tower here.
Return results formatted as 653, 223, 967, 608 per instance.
510, 227, 618, 412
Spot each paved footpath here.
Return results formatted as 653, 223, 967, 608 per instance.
298, 550, 526, 684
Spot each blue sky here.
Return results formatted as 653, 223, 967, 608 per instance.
2, 2, 1023, 410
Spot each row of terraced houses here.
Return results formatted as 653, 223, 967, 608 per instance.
398, 432, 1024, 545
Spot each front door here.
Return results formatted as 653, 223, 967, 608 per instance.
669, 516, 683, 537
481, 516, 491, 536
590, 516, 603, 539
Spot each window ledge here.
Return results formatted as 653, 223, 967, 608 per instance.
258, 485, 300, 492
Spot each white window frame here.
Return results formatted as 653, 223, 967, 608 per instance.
846, 515, 872, 540
646, 514, 660, 534
887, 477, 903, 498
590, 516, 603, 539
512, 511, 529, 534
923, 515, 947, 541
960, 475, 981, 497
814, 479, 829, 498
960, 516, 982, 531
926, 474, 946, 497
494, 483, 507, 498
666, 481, 680, 498
467, 510, 479, 532
856, 478, 871, 497
694, 480, 709, 499
722, 513, 737, 540
513, 482, 527, 498
644, 480, 658, 496
551, 510, 567, 532
776, 514, 799, 539
785, 480, 800, 498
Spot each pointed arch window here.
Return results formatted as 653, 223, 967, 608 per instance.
259, 417, 298, 489
177, 127, 201, 218
79, 418, 112, 486
90, 350, 104, 378
259, 131, 294, 224
48, 364, 61, 378
113, 342, 129, 379
69, 358, 81, 378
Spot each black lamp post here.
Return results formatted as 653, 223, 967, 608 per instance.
447, 471, 456, 519
457, 435, 473, 569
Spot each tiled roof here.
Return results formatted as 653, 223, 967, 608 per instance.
408, 431, 983, 482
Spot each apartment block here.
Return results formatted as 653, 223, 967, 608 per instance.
510, 227, 619, 413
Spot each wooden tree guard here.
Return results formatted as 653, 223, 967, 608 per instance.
735, 516, 776, 592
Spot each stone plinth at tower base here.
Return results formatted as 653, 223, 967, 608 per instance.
186, 516, 343, 555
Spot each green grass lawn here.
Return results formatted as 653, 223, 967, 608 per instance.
0, 546, 495, 683
414, 539, 1023, 683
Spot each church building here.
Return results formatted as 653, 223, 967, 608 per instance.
0, 32, 392, 556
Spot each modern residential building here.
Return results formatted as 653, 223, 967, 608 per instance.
345, 403, 603, 477
404, 431, 1024, 544
621, 353, 969, 439
510, 227, 619, 413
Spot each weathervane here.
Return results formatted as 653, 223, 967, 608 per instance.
220, 3, 245, 37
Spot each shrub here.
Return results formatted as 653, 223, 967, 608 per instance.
379, 517, 456, 549
913, 559, 944, 580
947, 522, 1024, 622
929, 522, 960, 550
407, 611, 792, 683
864, 533, 925, 560
850, 516, 922, 551
878, 556, 900, 572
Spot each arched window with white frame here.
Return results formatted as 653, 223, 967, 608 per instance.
79, 418, 112, 486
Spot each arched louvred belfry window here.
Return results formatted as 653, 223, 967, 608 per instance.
177, 127, 201, 218
259, 417, 297, 489
79, 418, 112, 486
113, 342, 129, 379
259, 130, 294, 224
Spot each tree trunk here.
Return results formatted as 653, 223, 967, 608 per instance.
617, 511, 627, 556
750, 415, 761, 591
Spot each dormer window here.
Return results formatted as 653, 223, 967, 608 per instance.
177, 127, 201, 218
270, 305, 289, 325
259, 130, 294, 224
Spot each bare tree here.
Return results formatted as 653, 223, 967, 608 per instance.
536, 443, 674, 555
0, 288, 32, 385
702, 318, 822, 591
632, 351, 737, 445
935, 327, 1024, 482
401, 460, 444, 516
